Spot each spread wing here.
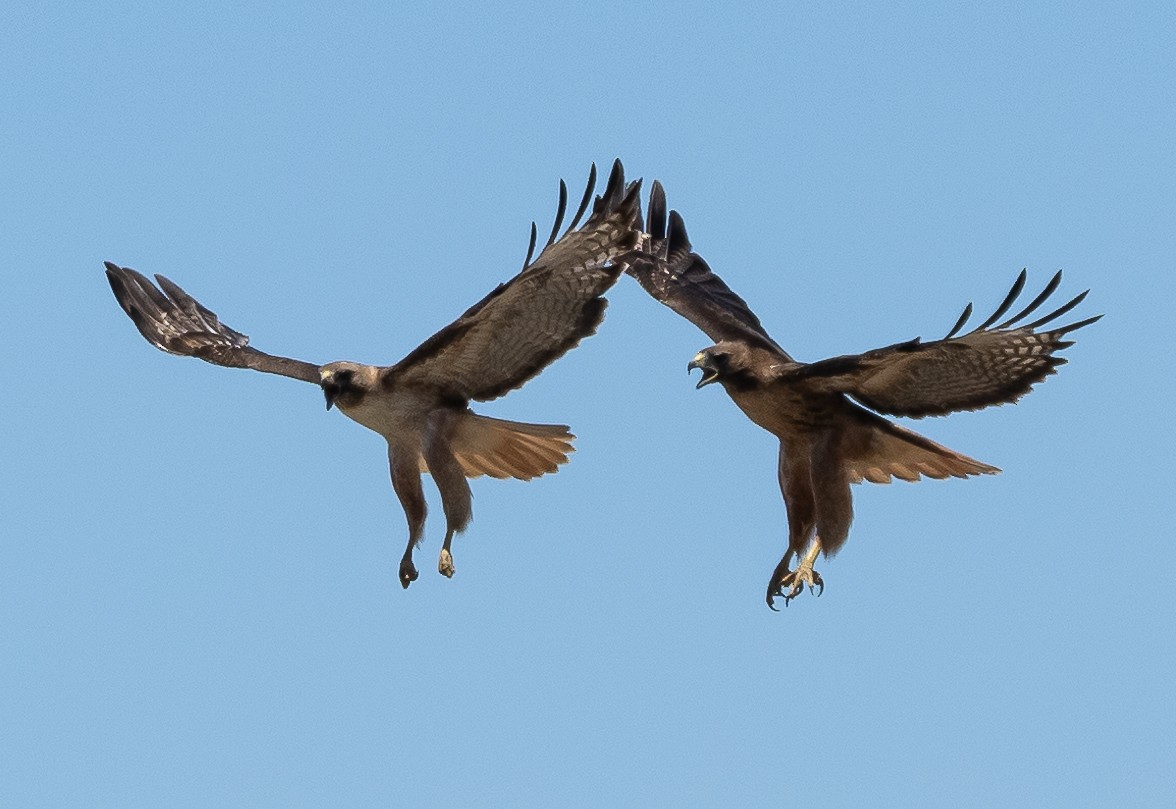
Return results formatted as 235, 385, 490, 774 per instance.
387, 159, 643, 402
796, 270, 1101, 417
624, 180, 789, 358
105, 263, 321, 383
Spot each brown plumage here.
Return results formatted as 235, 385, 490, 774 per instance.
626, 181, 1099, 608
107, 160, 642, 588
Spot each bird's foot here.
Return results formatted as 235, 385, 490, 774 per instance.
399, 558, 419, 589
766, 564, 824, 610
438, 549, 455, 579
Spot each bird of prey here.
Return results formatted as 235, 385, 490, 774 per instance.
626, 182, 1099, 608
107, 160, 642, 589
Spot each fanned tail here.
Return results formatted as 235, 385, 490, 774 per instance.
420, 413, 575, 480
842, 409, 999, 484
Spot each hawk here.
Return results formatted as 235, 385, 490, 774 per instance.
626, 181, 1099, 608
107, 160, 642, 588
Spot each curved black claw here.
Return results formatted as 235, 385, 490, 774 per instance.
766, 584, 784, 611
811, 571, 825, 598
766, 579, 795, 610
765, 559, 793, 611
765, 568, 826, 608
399, 558, 420, 589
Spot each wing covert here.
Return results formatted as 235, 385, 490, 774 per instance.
388, 160, 643, 402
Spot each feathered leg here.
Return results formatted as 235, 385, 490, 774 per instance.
771, 430, 855, 606
810, 427, 854, 560
776, 428, 855, 602
388, 444, 427, 589
768, 440, 818, 609
423, 411, 473, 579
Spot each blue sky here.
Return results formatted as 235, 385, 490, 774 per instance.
3, 2, 1173, 806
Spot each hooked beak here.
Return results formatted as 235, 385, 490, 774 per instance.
687, 355, 719, 389
322, 382, 339, 410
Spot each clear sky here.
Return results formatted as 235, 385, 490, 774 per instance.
3, 2, 1173, 806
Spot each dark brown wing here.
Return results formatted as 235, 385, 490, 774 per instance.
388, 160, 643, 402
105, 263, 321, 383
624, 181, 790, 358
796, 270, 1101, 417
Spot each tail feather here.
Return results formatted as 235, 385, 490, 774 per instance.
424, 413, 575, 480
843, 410, 999, 484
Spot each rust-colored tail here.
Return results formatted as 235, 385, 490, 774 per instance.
430, 413, 575, 480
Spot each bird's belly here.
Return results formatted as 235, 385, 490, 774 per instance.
729, 385, 833, 435
338, 391, 430, 442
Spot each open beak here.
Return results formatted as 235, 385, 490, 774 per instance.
687, 356, 719, 389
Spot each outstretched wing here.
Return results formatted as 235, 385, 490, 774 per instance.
797, 270, 1101, 417
105, 263, 321, 383
624, 181, 789, 358
388, 159, 643, 402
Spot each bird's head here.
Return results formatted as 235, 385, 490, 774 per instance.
319, 362, 373, 411
688, 347, 730, 389
688, 343, 760, 391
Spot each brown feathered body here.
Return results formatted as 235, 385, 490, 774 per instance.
629, 181, 1098, 605
695, 340, 997, 560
